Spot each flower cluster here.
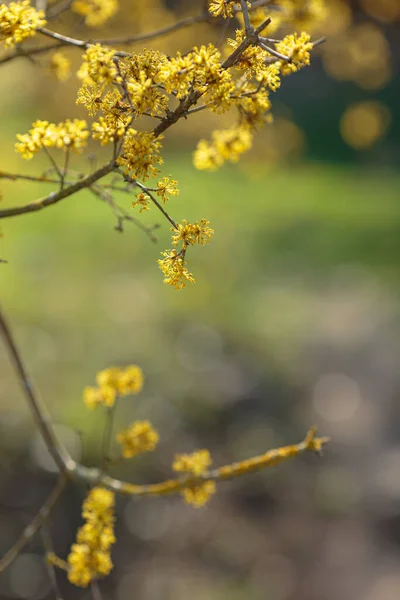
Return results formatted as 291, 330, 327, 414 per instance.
158, 219, 214, 290
12, 0, 316, 290
157, 249, 195, 291
67, 487, 116, 587
194, 125, 253, 171
173, 449, 216, 507
116, 420, 159, 458
209, 0, 249, 19
276, 31, 313, 75
77, 44, 118, 86
72, 0, 118, 27
117, 130, 163, 180
49, 51, 71, 82
83, 365, 144, 409
15, 119, 89, 159
0, 0, 45, 48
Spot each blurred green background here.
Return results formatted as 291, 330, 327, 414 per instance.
1, 1, 400, 599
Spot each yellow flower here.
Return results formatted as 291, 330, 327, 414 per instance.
77, 44, 118, 86
279, 0, 327, 33
15, 119, 89, 159
276, 32, 313, 76
96, 367, 121, 389
173, 449, 213, 476
171, 219, 214, 247
194, 125, 253, 171
209, 0, 240, 19
116, 365, 144, 396
116, 420, 159, 458
158, 249, 195, 290
156, 176, 179, 203
0, 0, 46, 48
117, 129, 163, 180
72, 0, 118, 27
182, 480, 216, 508
132, 192, 151, 212
49, 51, 71, 82
67, 487, 115, 587
92, 113, 129, 145
173, 449, 216, 507
83, 384, 116, 409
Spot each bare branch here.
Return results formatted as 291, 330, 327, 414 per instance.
0, 160, 115, 220
0, 475, 67, 573
0, 308, 73, 473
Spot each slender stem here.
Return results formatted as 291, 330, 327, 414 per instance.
100, 404, 117, 473
89, 184, 159, 242
0, 307, 72, 472
0, 475, 67, 573
90, 580, 104, 600
258, 40, 290, 61
61, 148, 70, 190
43, 146, 64, 183
41, 527, 65, 600
123, 175, 178, 229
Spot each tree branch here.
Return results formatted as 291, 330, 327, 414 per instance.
0, 161, 115, 220
0, 475, 67, 573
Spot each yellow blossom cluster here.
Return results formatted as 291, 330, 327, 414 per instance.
235, 0, 326, 33
0, 0, 45, 48
209, 0, 249, 19
116, 420, 159, 458
157, 249, 195, 291
49, 51, 71, 82
67, 487, 116, 587
279, 0, 327, 33
132, 176, 178, 212
276, 32, 313, 75
117, 130, 163, 180
77, 44, 118, 86
72, 0, 118, 27
173, 449, 216, 507
13, 0, 316, 290
83, 365, 144, 409
194, 125, 253, 171
15, 119, 89, 159
158, 219, 214, 290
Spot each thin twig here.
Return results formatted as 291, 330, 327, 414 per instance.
43, 146, 64, 184
0, 308, 72, 472
258, 40, 290, 62
61, 148, 70, 190
89, 184, 159, 242
100, 404, 117, 473
122, 174, 178, 230
41, 527, 65, 600
0, 475, 67, 573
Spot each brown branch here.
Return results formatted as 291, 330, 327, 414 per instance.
0, 308, 72, 472
0, 475, 67, 573
0, 41, 62, 66
0, 161, 115, 220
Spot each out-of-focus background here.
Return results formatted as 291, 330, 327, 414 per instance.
1, 1, 400, 599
